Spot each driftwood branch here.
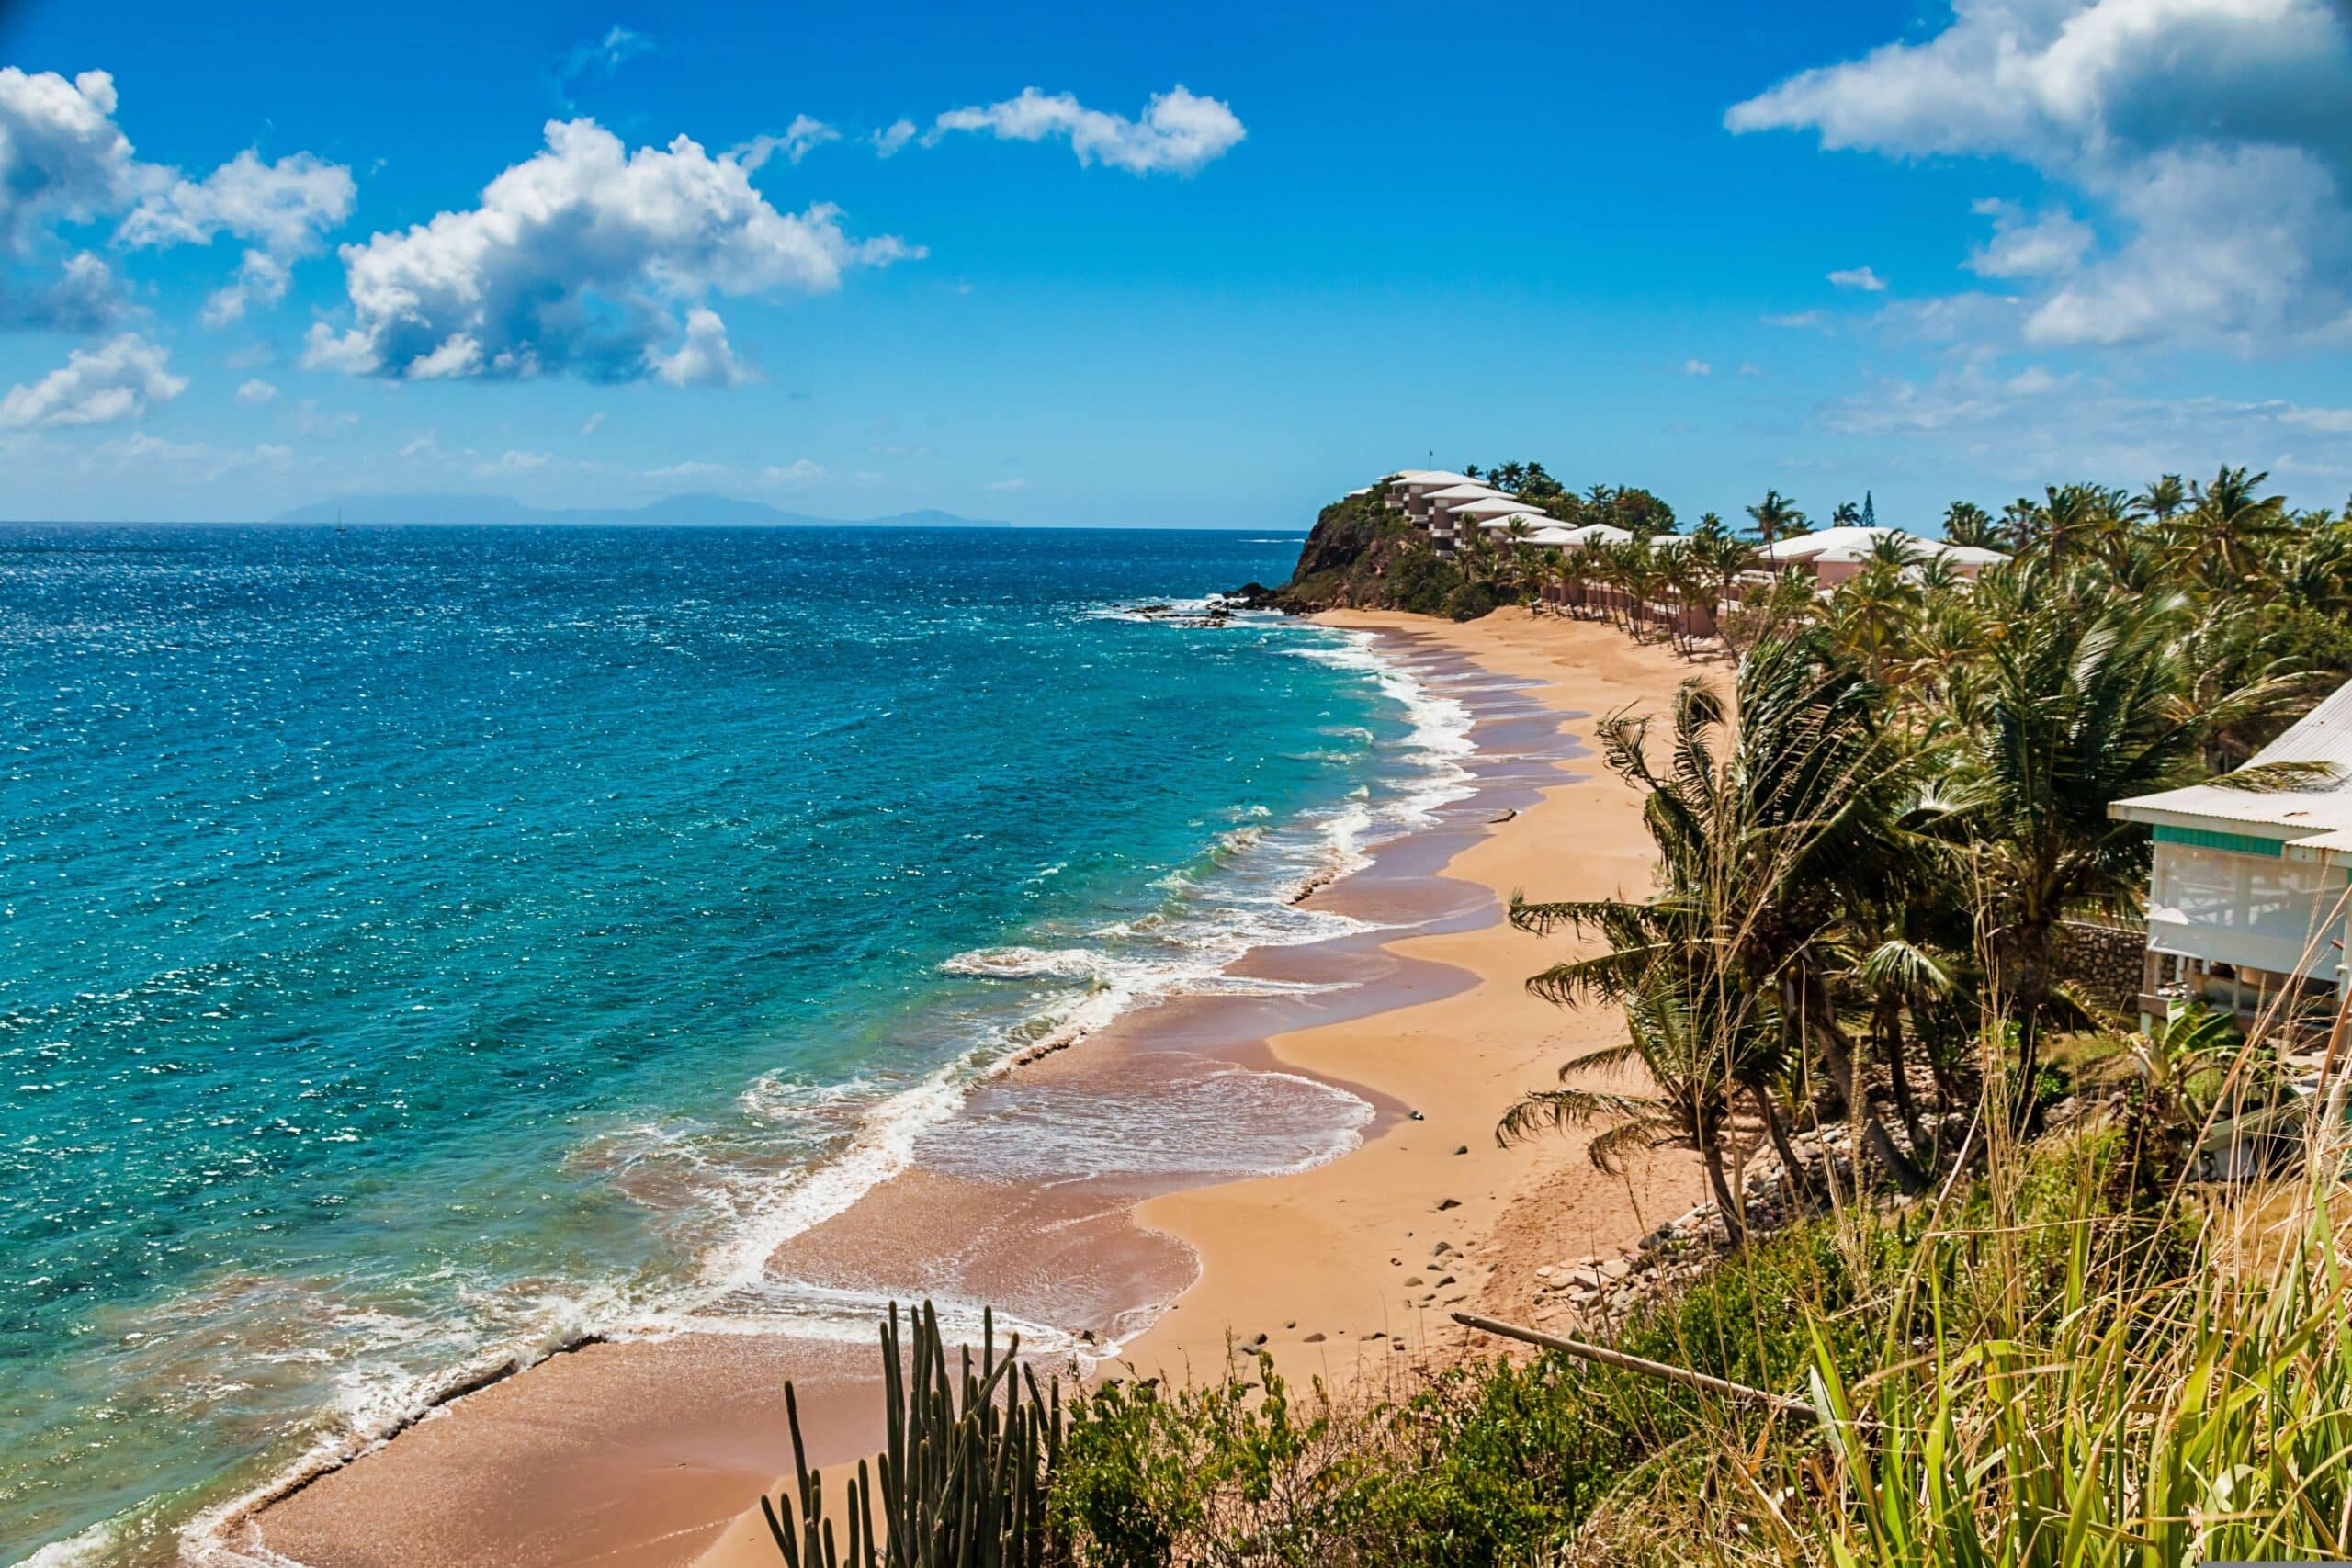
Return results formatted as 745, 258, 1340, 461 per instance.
1450, 1312, 1820, 1422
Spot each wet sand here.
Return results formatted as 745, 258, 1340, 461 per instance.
239, 608, 1702, 1568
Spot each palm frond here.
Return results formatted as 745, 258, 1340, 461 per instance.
2209, 759, 2345, 793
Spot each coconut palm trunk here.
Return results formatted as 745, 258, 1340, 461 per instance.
1783, 971, 1929, 1194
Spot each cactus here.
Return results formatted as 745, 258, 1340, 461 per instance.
763, 1301, 1069, 1567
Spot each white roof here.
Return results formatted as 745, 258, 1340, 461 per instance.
2113, 677, 2352, 840
1557, 523, 1634, 547
1529, 525, 1581, 546
1384, 470, 1483, 489
1758, 526, 2008, 567
1425, 483, 1513, 503
1477, 512, 1552, 531
1451, 494, 1544, 517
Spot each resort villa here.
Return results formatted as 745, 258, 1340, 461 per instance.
2109, 677, 2352, 1036
1750, 525, 2010, 584
1370, 470, 2008, 636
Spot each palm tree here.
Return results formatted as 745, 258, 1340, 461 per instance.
1690, 515, 1751, 653
1615, 539, 1660, 638
2132, 473, 2188, 523
1513, 633, 1932, 1198
1564, 538, 1609, 619
1999, 497, 2041, 552
2032, 482, 2130, 566
1942, 501, 1999, 548
1932, 566, 2291, 1118
1657, 545, 1713, 656
1455, 527, 1500, 586
1499, 958, 1769, 1246
1826, 551, 1923, 685
1746, 489, 1807, 547
2165, 466, 2292, 587
1832, 501, 1861, 528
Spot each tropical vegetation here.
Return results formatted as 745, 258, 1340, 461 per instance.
758, 462, 2352, 1563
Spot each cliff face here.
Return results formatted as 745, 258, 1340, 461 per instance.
1242, 493, 1501, 620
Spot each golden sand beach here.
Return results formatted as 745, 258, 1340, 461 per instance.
247, 607, 1705, 1568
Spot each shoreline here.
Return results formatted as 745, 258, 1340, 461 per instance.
683, 608, 1707, 1567
224, 607, 1699, 1568
1111, 610, 1703, 1385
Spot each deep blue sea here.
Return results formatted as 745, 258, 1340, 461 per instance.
0, 525, 1469, 1565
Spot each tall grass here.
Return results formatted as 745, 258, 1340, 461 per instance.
1744, 1155, 2352, 1564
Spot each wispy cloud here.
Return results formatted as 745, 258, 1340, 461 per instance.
473, 448, 551, 476
552, 25, 652, 108
734, 115, 842, 170
925, 85, 1244, 175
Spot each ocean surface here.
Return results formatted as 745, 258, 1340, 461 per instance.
0, 525, 1472, 1565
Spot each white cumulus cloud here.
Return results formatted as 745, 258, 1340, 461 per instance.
121, 149, 356, 323
1729, 0, 2352, 353
236, 377, 277, 403
1828, 265, 1887, 292
0, 68, 352, 330
0, 332, 184, 428
650, 305, 756, 386
928, 85, 1244, 175
304, 118, 919, 383
0, 68, 135, 248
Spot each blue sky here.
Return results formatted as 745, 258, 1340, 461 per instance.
2, 0, 2348, 527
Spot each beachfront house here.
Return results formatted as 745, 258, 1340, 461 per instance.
2109, 678, 2352, 1035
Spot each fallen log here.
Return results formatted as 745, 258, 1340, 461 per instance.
1450, 1312, 1820, 1422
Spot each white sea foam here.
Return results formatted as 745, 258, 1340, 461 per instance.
938, 945, 1107, 981
1285, 631, 1478, 828
18, 1523, 119, 1568
171, 615, 1480, 1568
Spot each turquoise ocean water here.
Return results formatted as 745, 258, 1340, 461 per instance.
0, 525, 1471, 1564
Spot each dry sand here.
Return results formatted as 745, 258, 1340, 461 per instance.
243, 607, 1707, 1568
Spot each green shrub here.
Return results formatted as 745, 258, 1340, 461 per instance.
1442, 581, 1499, 621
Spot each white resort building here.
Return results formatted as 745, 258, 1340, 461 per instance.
1751, 525, 2008, 584
2109, 678, 2352, 1035
1367, 469, 2009, 639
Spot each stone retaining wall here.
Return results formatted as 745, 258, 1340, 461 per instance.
2054, 919, 2145, 1016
